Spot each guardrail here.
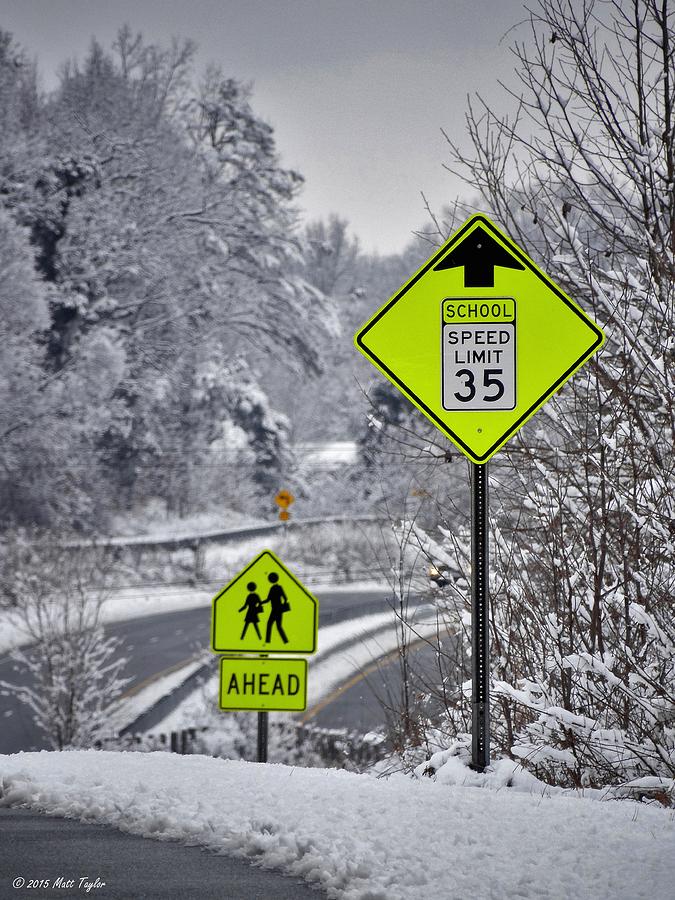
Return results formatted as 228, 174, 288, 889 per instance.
63, 515, 386, 553
62, 515, 388, 579
100, 721, 387, 770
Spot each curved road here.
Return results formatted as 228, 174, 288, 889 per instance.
0, 587, 394, 755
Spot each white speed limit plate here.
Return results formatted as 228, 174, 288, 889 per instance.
442, 298, 516, 411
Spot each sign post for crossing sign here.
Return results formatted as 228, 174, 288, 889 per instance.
354, 213, 604, 464
354, 213, 604, 774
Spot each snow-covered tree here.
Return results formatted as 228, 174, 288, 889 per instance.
0, 546, 129, 749
0, 197, 124, 528
302, 215, 360, 298
0, 28, 333, 523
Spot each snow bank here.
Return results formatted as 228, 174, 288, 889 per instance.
295, 441, 358, 468
416, 738, 675, 806
1, 751, 673, 900
106, 655, 210, 735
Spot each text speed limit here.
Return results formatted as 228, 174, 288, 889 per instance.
442, 298, 516, 411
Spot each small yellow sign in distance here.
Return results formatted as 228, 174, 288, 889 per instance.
218, 657, 307, 712
211, 550, 318, 655
275, 490, 294, 509
354, 214, 605, 464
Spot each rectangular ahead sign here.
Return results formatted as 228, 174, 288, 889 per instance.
218, 656, 307, 712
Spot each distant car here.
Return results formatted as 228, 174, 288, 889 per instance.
428, 565, 450, 587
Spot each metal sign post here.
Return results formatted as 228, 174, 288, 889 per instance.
470, 462, 490, 771
257, 711, 268, 763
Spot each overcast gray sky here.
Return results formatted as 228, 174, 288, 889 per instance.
0, 0, 529, 254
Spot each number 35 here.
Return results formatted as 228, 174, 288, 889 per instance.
454, 368, 505, 402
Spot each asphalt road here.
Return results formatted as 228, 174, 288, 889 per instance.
0, 808, 324, 900
304, 633, 461, 737
0, 587, 393, 754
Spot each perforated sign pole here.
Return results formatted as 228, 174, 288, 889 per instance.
471, 463, 490, 772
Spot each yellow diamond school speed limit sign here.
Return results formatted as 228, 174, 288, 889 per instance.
355, 214, 605, 463
211, 550, 318, 655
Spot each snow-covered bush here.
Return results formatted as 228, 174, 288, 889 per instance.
0, 545, 129, 748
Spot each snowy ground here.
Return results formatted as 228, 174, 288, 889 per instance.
1, 750, 673, 900
3, 508, 673, 897
107, 507, 268, 540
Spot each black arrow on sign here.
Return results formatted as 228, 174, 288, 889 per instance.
433, 224, 525, 287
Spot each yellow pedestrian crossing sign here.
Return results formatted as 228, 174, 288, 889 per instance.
211, 550, 318, 655
354, 214, 604, 463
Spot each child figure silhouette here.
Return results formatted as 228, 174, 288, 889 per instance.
239, 582, 263, 640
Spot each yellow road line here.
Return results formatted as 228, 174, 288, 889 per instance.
300, 636, 431, 724
120, 654, 204, 699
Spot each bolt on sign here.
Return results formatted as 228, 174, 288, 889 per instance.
211, 550, 318, 656
354, 214, 605, 463
218, 657, 307, 712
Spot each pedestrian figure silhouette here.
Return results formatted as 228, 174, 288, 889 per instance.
239, 581, 263, 640
264, 572, 289, 644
